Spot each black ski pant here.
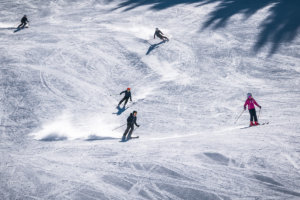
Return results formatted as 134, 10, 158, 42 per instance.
249, 109, 258, 122
119, 97, 129, 106
157, 34, 168, 41
18, 22, 27, 28
123, 124, 134, 139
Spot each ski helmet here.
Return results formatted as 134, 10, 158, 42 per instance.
127, 88, 130, 90
155, 27, 159, 31
247, 93, 252, 98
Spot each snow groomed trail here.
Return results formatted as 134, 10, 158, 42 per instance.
1, 0, 300, 199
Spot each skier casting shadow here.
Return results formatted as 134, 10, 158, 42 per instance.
17, 15, 29, 29
122, 111, 140, 141
118, 88, 132, 108
14, 15, 29, 33
154, 28, 169, 41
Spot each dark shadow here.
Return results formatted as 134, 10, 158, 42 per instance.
201, 0, 300, 55
204, 152, 229, 165
111, 0, 204, 11
254, 174, 283, 186
13, 27, 28, 33
200, 0, 275, 30
86, 135, 119, 141
112, 105, 128, 115
111, 0, 300, 55
253, 0, 300, 55
39, 133, 67, 142
267, 185, 300, 197
146, 40, 166, 55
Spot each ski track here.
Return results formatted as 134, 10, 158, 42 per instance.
1, 0, 300, 199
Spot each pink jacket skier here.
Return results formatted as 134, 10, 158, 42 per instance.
244, 93, 261, 126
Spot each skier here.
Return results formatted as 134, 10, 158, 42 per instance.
122, 111, 140, 141
118, 88, 132, 107
244, 93, 261, 126
154, 28, 169, 41
18, 15, 29, 29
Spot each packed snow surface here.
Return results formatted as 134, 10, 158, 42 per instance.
1, 0, 300, 199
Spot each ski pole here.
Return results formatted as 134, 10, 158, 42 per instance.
258, 108, 261, 120
234, 110, 245, 124
112, 123, 126, 131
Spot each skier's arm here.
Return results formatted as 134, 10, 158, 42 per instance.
244, 100, 248, 110
130, 93, 132, 101
253, 99, 261, 108
154, 32, 156, 39
134, 119, 139, 127
120, 91, 125, 95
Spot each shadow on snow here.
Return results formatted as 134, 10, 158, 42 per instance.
39, 133, 67, 142
146, 40, 166, 55
112, 0, 300, 55
86, 135, 119, 141
112, 105, 128, 115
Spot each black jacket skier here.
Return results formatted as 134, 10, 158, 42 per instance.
118, 88, 132, 107
122, 111, 140, 141
154, 28, 169, 41
18, 15, 29, 29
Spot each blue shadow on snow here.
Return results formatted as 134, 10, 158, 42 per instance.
86, 135, 119, 141
146, 40, 166, 55
112, 105, 128, 115
111, 0, 300, 55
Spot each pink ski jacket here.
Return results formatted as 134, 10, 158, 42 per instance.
244, 98, 260, 110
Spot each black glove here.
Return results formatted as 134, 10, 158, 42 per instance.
137, 125, 140, 127
244, 107, 246, 110
259, 106, 262, 109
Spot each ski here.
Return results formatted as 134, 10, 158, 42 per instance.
120, 136, 139, 142
241, 122, 269, 129
129, 136, 139, 139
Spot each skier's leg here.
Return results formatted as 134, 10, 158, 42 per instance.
118, 97, 125, 106
249, 109, 254, 126
127, 125, 134, 139
253, 110, 258, 121
17, 23, 23, 28
122, 125, 130, 141
253, 109, 259, 125
124, 98, 129, 107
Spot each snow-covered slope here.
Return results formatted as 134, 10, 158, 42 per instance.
1, 0, 300, 199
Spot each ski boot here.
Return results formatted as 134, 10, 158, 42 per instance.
127, 132, 132, 140
250, 121, 254, 126
255, 121, 260, 126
